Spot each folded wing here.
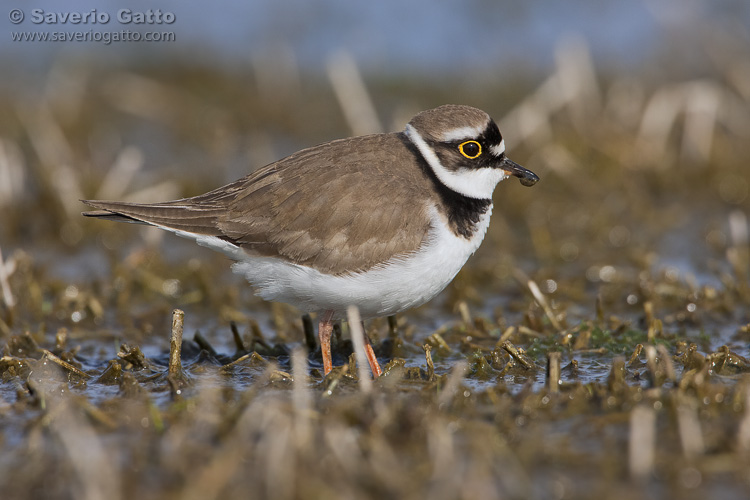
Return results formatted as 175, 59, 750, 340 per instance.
82, 134, 433, 275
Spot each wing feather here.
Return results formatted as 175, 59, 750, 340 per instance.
82, 133, 434, 274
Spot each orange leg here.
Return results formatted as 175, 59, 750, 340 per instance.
363, 327, 383, 378
318, 310, 335, 375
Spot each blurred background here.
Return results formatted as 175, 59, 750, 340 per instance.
0, 0, 748, 336
2, 2, 750, 499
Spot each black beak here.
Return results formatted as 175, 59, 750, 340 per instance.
500, 157, 539, 187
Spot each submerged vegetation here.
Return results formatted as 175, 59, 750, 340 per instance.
1, 35, 750, 499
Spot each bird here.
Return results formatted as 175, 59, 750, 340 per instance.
82, 104, 539, 378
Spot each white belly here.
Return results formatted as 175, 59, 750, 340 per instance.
172, 205, 492, 319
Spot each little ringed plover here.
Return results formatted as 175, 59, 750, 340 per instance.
82, 104, 539, 378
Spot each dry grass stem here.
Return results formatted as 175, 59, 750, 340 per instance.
347, 305, 372, 393
629, 405, 656, 481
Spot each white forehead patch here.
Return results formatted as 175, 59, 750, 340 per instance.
490, 139, 506, 156
440, 124, 486, 142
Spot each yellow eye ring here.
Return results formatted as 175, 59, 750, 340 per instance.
459, 140, 482, 159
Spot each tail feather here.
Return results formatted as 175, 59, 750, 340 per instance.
81, 209, 144, 224
81, 199, 224, 236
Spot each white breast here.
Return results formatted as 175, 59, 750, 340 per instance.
178, 204, 493, 319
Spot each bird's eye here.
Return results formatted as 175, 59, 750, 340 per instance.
458, 140, 482, 159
